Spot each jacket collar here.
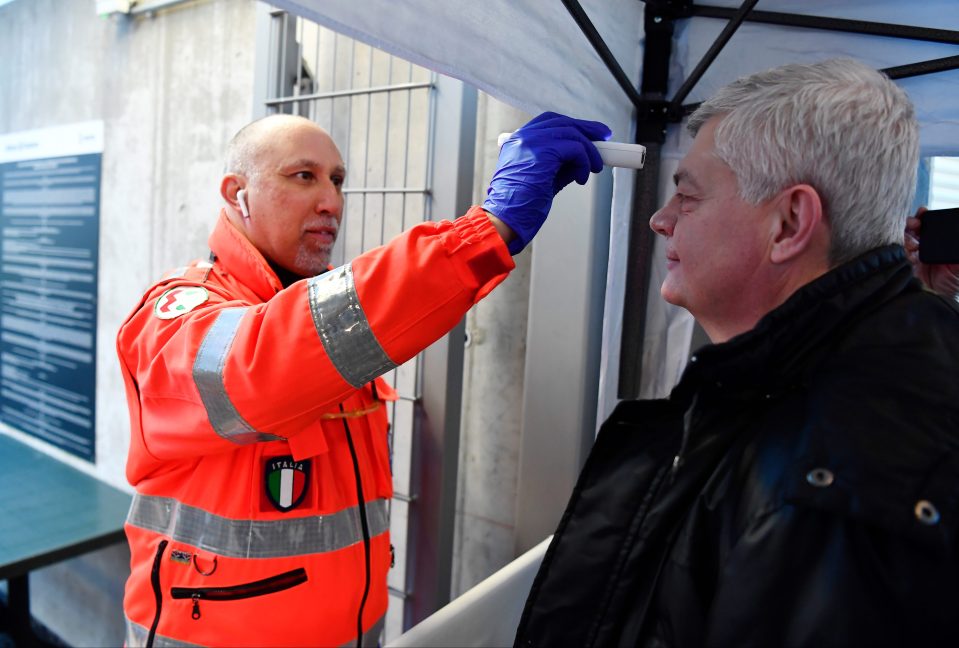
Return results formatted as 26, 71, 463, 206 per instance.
208, 210, 284, 302
671, 245, 918, 401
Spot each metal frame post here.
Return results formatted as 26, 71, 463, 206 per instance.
407, 74, 477, 626
616, 0, 686, 399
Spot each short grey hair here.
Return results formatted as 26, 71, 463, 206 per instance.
224, 120, 262, 179
688, 58, 919, 266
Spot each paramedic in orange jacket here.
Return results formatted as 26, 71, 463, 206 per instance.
116, 111, 610, 648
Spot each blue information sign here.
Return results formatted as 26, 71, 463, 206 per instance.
0, 150, 101, 461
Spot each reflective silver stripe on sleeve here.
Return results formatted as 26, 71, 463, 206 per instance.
307, 264, 397, 388
125, 617, 204, 648
192, 307, 282, 444
126, 493, 390, 559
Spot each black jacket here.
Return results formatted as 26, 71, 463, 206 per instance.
516, 246, 959, 648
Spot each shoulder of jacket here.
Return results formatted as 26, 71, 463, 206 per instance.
837, 288, 959, 353
121, 258, 229, 329
144, 259, 220, 305
158, 258, 214, 284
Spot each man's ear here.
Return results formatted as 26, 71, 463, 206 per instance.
770, 184, 826, 264
220, 175, 246, 217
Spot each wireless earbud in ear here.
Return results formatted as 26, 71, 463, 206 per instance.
237, 189, 251, 220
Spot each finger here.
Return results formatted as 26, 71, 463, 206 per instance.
565, 130, 604, 172
573, 160, 591, 185
548, 138, 595, 186
524, 112, 563, 128
520, 114, 573, 133
539, 126, 604, 172
504, 125, 604, 182
579, 138, 604, 174
570, 117, 612, 142
522, 115, 612, 144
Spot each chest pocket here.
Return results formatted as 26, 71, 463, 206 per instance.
303, 378, 397, 509
784, 440, 959, 549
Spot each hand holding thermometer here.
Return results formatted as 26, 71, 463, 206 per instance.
497, 132, 646, 169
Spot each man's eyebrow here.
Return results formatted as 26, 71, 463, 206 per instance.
285, 158, 321, 169
673, 169, 699, 189
283, 159, 347, 175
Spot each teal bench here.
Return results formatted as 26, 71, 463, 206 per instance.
0, 433, 132, 646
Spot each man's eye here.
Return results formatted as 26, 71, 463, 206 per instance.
331, 175, 344, 188
295, 171, 315, 181
677, 192, 696, 207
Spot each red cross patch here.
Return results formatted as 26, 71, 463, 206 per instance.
154, 287, 209, 320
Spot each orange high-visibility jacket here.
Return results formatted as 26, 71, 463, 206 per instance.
117, 207, 513, 647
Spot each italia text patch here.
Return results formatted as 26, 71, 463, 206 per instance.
263, 456, 312, 513
154, 286, 209, 319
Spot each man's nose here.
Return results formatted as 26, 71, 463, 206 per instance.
649, 197, 676, 237
316, 180, 343, 215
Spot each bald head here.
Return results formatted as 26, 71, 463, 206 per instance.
226, 114, 334, 180
219, 114, 346, 281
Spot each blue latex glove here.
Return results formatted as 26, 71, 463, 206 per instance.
483, 112, 611, 255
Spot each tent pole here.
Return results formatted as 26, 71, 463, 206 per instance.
691, 5, 959, 45
670, 0, 759, 108
884, 55, 959, 80
616, 0, 685, 399
617, 140, 662, 400
560, 0, 646, 111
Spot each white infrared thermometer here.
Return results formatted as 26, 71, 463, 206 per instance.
497, 132, 646, 169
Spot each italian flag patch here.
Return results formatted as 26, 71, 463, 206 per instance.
264, 456, 311, 512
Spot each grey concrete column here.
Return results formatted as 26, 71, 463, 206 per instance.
452, 96, 531, 597
514, 162, 614, 553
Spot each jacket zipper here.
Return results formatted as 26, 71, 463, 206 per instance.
671, 392, 700, 478
147, 539, 169, 648
340, 402, 372, 648
170, 567, 307, 620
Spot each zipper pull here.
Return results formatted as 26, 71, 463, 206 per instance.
191, 593, 201, 620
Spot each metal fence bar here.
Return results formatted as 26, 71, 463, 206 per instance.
402, 62, 414, 234
265, 82, 435, 107
382, 54, 394, 249
342, 187, 429, 195
362, 44, 374, 253
260, 15, 451, 639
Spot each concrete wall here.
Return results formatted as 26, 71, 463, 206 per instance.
0, 0, 256, 489
0, 0, 553, 640
453, 96, 531, 596
0, 0, 257, 644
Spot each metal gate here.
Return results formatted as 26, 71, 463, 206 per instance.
254, 6, 476, 640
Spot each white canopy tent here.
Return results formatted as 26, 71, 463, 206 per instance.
264, 1, 959, 640
267, 0, 644, 138
269, 0, 959, 412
